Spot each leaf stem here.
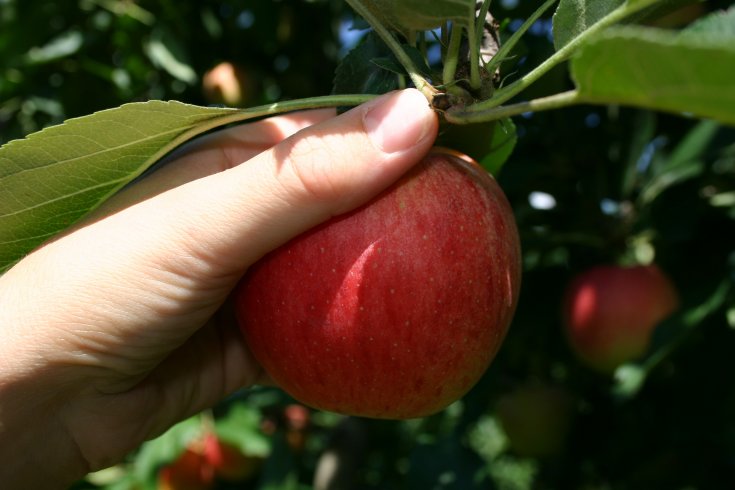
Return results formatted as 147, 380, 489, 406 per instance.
232, 94, 377, 121
466, 0, 663, 111
445, 89, 584, 124
472, 0, 493, 85
344, 0, 437, 98
474, 0, 493, 60
442, 24, 464, 85
467, 24, 482, 90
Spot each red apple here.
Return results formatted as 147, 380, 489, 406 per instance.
202, 433, 260, 481
158, 446, 214, 490
236, 148, 522, 419
496, 383, 574, 458
563, 264, 679, 372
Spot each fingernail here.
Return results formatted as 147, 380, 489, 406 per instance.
363, 89, 433, 154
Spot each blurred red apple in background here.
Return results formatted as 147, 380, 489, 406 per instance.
236, 148, 522, 419
202, 61, 256, 107
283, 404, 310, 432
563, 264, 679, 372
283, 404, 311, 452
202, 433, 260, 481
158, 445, 214, 490
496, 382, 575, 458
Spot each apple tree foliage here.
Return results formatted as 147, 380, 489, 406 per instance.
1, 0, 735, 488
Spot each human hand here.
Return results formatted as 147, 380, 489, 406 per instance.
0, 89, 437, 488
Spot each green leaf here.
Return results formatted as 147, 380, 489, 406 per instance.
25, 29, 84, 64
679, 5, 735, 39
639, 120, 720, 204
553, 0, 625, 50
621, 111, 657, 198
571, 25, 735, 126
133, 415, 203, 487
370, 45, 433, 78
659, 119, 719, 170
0, 101, 240, 274
145, 27, 198, 84
436, 118, 517, 176
640, 161, 703, 204
332, 31, 400, 97
481, 119, 518, 176
358, 0, 476, 37
214, 404, 272, 457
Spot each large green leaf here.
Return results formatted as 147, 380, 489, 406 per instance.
0, 101, 240, 273
571, 25, 735, 126
552, 0, 625, 50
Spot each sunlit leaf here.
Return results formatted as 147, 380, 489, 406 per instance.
552, 0, 624, 50
572, 25, 735, 126
0, 101, 239, 273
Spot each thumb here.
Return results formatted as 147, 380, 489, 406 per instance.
124, 88, 439, 277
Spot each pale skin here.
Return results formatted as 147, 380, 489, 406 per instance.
0, 89, 438, 489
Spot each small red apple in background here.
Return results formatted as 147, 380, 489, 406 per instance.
202, 433, 261, 481
563, 264, 679, 372
202, 61, 256, 107
283, 404, 310, 432
158, 446, 214, 490
283, 404, 311, 452
496, 383, 574, 458
158, 432, 261, 488
236, 148, 522, 419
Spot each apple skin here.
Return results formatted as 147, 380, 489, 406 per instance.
236, 148, 522, 419
563, 264, 679, 372
496, 383, 574, 458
